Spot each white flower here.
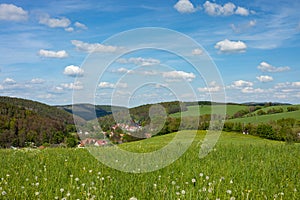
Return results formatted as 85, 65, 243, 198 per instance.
67, 192, 71, 196
192, 178, 196, 183
75, 177, 79, 181
60, 188, 64, 192
35, 192, 40, 196
230, 179, 233, 184
129, 197, 137, 200
199, 173, 204, 177
206, 176, 209, 180
181, 190, 186, 195
172, 181, 176, 185
2, 191, 7, 195
230, 197, 236, 200
70, 174, 73, 178
226, 190, 232, 194
89, 170, 93, 173
153, 184, 157, 188
35, 182, 39, 186
208, 188, 212, 193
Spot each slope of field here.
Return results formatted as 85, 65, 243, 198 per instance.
0, 131, 299, 199
228, 109, 300, 124
170, 105, 248, 118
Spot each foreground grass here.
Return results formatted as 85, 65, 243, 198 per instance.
0, 131, 299, 199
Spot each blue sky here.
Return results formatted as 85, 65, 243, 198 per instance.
0, 0, 300, 106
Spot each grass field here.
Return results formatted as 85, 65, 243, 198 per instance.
0, 131, 299, 199
170, 105, 248, 118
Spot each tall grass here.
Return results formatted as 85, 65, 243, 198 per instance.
0, 131, 299, 199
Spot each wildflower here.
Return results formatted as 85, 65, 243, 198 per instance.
230, 180, 233, 184
153, 184, 157, 188
89, 170, 93, 173
294, 188, 297, 192
35, 182, 39, 186
75, 178, 79, 181
226, 190, 232, 195
98, 172, 101, 175
2, 191, 7, 195
172, 181, 176, 185
208, 188, 212, 193
60, 188, 64, 193
70, 174, 73, 178
185, 182, 189, 185
67, 192, 71, 196
176, 192, 180, 195
230, 197, 236, 200
35, 192, 40, 196
206, 176, 209, 180
192, 178, 196, 183
199, 173, 204, 177
202, 187, 207, 192
279, 192, 284, 196
110, 195, 113, 199
181, 190, 186, 195
129, 197, 137, 200
54, 196, 59, 199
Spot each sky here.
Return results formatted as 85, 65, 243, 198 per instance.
0, 0, 300, 107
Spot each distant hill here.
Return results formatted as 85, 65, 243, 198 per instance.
57, 104, 127, 121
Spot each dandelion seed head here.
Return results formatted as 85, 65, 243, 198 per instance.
199, 173, 204, 177
2, 191, 7, 195
60, 188, 64, 192
226, 190, 232, 194
35, 192, 39, 196
181, 190, 186, 195
129, 197, 137, 200
192, 178, 196, 183
172, 181, 176, 185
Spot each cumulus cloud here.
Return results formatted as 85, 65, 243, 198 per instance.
74, 21, 87, 29
203, 1, 250, 16
30, 78, 45, 84
198, 81, 221, 92
113, 67, 133, 74
39, 15, 71, 28
98, 82, 128, 89
174, 0, 196, 13
241, 87, 264, 93
229, 80, 253, 89
215, 39, 247, 53
3, 78, 16, 85
63, 65, 84, 77
256, 75, 273, 82
192, 48, 203, 55
235, 6, 249, 16
0, 3, 28, 21
61, 81, 83, 90
116, 57, 160, 66
257, 62, 290, 73
64, 27, 74, 32
71, 40, 123, 53
38, 49, 68, 58
162, 70, 195, 82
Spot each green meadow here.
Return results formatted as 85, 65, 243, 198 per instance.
0, 131, 299, 199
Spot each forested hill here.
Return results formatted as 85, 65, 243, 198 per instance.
0, 96, 77, 148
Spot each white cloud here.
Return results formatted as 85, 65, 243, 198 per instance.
249, 20, 256, 27
113, 67, 133, 74
257, 62, 290, 73
116, 57, 160, 66
198, 81, 221, 92
37, 94, 55, 99
61, 81, 83, 90
39, 15, 71, 28
192, 48, 203, 55
74, 21, 87, 29
215, 39, 247, 53
235, 6, 249, 16
98, 82, 127, 89
30, 78, 45, 84
0, 85, 3, 90
63, 65, 84, 77
174, 0, 196, 13
71, 40, 122, 53
162, 70, 195, 82
203, 1, 250, 16
256, 75, 273, 82
229, 80, 253, 89
3, 78, 16, 85
38, 49, 68, 58
0, 4, 28, 21
64, 27, 74, 32
241, 87, 264, 94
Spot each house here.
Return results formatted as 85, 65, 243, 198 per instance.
94, 140, 108, 146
